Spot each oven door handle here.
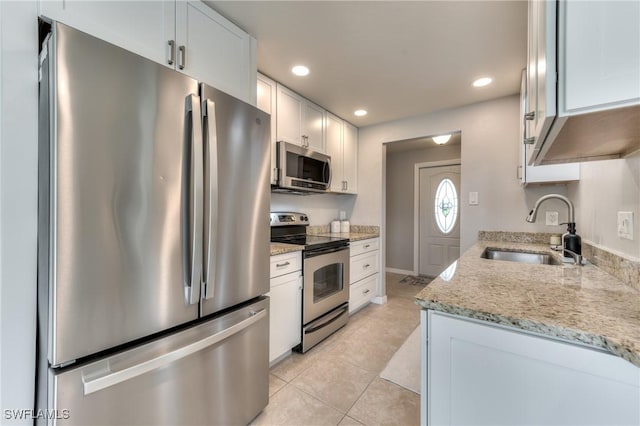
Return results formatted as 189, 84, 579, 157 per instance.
305, 305, 348, 334
304, 245, 349, 258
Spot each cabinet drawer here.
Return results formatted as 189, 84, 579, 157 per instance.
350, 238, 379, 257
349, 273, 378, 313
270, 251, 302, 279
350, 250, 379, 284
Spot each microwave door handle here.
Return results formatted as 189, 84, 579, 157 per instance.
325, 158, 332, 189
202, 99, 218, 300
183, 94, 204, 305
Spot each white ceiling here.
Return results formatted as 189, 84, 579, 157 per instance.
207, 1, 527, 127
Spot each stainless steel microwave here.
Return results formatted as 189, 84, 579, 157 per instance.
276, 141, 331, 193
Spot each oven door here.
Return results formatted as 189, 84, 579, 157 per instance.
303, 246, 350, 324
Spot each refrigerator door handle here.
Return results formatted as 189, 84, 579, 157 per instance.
184, 94, 204, 305
81, 308, 267, 396
202, 99, 218, 300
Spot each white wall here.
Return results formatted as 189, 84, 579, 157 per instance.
271, 193, 357, 227
386, 144, 461, 271
0, 1, 38, 422
568, 153, 640, 260
354, 95, 571, 255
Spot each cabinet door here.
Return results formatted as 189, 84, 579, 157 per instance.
342, 122, 358, 193
268, 273, 302, 363
276, 84, 303, 146
427, 312, 640, 426
325, 112, 344, 192
175, 1, 255, 103
520, 69, 579, 185
302, 101, 326, 153
257, 73, 278, 184
526, 0, 557, 164
39, 1, 175, 67
560, 1, 640, 114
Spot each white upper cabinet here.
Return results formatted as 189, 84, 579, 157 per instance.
326, 113, 358, 193
342, 122, 358, 194
175, 1, 256, 104
326, 113, 344, 192
39, 0, 256, 104
257, 73, 278, 185
524, 0, 556, 163
526, 0, 640, 165
560, 1, 640, 114
276, 84, 326, 153
519, 69, 579, 185
39, 1, 176, 67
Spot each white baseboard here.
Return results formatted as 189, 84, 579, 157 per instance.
386, 267, 416, 276
371, 295, 388, 305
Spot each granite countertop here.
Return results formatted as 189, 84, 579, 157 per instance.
315, 231, 380, 242
415, 240, 640, 368
270, 243, 303, 256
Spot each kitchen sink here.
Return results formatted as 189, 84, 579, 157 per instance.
481, 248, 562, 265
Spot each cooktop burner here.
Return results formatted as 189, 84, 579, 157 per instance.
271, 234, 348, 250
270, 211, 349, 251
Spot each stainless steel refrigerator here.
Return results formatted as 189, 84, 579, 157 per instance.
37, 22, 270, 425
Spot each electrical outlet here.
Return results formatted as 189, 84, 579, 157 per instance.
617, 211, 634, 240
546, 211, 559, 226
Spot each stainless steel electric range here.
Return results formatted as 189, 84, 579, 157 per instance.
270, 212, 350, 352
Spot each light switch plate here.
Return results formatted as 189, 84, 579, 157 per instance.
469, 192, 478, 205
617, 211, 634, 240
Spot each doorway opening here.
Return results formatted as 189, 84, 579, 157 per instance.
384, 131, 462, 277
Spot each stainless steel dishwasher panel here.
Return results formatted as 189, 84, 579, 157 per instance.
47, 298, 269, 426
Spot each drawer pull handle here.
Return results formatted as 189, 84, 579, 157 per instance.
276, 261, 290, 267
363, 289, 370, 294
363, 245, 370, 248
363, 264, 370, 268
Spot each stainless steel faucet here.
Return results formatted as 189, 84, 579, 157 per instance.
526, 194, 583, 264
526, 194, 574, 224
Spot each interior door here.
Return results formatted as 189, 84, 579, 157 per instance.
419, 165, 461, 277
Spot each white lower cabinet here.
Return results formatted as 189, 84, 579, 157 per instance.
268, 251, 302, 364
349, 238, 380, 313
423, 310, 640, 426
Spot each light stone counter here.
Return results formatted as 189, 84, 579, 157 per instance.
270, 243, 303, 256
415, 240, 640, 367
314, 232, 380, 242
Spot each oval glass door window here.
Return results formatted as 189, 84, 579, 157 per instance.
434, 178, 458, 234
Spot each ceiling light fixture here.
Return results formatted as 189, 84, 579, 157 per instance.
472, 77, 493, 87
291, 65, 310, 76
432, 134, 452, 145
354, 109, 367, 117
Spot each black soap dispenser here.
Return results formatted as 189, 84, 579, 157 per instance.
563, 222, 581, 258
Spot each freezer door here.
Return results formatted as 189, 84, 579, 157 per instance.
41, 23, 201, 366
199, 84, 271, 316
48, 298, 269, 426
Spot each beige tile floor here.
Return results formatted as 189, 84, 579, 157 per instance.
252, 272, 425, 426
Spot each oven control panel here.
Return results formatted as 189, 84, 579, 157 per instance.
270, 212, 309, 227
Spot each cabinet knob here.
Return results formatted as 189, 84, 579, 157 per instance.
524, 111, 536, 120
523, 137, 536, 145
363, 289, 370, 294
363, 264, 370, 269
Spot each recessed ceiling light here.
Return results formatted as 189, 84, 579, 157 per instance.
472, 77, 493, 87
354, 109, 368, 117
433, 134, 452, 145
291, 65, 310, 76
